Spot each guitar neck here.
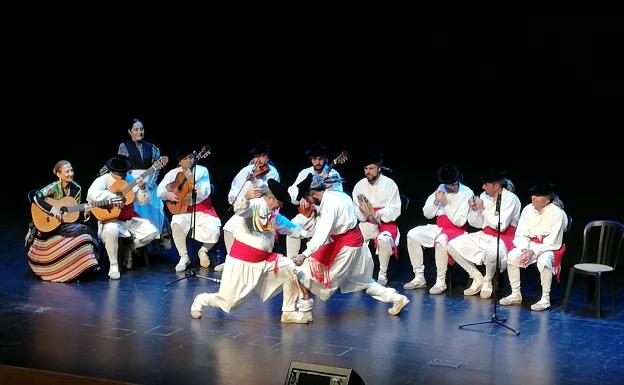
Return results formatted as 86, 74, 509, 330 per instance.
120, 165, 158, 194
65, 204, 87, 214
65, 198, 114, 213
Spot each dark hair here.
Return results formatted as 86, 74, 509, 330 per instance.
129, 118, 143, 129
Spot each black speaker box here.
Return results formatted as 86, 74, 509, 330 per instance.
284, 361, 365, 385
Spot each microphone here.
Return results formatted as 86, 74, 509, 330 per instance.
381, 166, 393, 173
495, 192, 502, 216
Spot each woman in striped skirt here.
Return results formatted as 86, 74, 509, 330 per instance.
26, 160, 99, 282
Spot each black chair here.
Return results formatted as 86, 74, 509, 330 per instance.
400, 194, 410, 214
561, 220, 624, 317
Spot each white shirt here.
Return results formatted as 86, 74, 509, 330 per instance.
233, 196, 303, 251
468, 188, 521, 232
422, 183, 474, 227
513, 202, 568, 255
228, 164, 280, 205
157, 165, 212, 204
352, 174, 401, 224
87, 173, 149, 206
287, 166, 343, 204
302, 190, 359, 257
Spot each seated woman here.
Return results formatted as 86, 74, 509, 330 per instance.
26, 160, 99, 282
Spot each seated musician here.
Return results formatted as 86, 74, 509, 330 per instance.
26, 160, 99, 282
285, 142, 344, 258
87, 155, 158, 280
157, 144, 221, 272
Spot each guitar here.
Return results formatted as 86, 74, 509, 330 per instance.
166, 145, 211, 215
91, 156, 169, 221
298, 150, 349, 218
31, 195, 124, 232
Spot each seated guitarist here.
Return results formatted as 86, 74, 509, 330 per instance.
87, 155, 158, 280
26, 160, 99, 282
285, 143, 344, 258
157, 145, 221, 272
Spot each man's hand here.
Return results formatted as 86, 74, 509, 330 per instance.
469, 196, 484, 212
519, 249, 534, 268
165, 191, 179, 202
434, 190, 447, 206
50, 206, 63, 220
244, 187, 262, 200
291, 254, 307, 267
113, 192, 126, 208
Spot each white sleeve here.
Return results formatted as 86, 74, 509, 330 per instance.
422, 191, 438, 219
228, 168, 251, 204
87, 175, 117, 203
303, 203, 336, 257
194, 167, 212, 201
443, 191, 471, 227
288, 169, 311, 204
351, 182, 368, 223
376, 180, 401, 222
512, 206, 532, 250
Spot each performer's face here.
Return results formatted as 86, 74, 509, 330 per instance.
179, 155, 195, 169
307, 191, 322, 206
254, 154, 269, 167
266, 195, 283, 210
128, 122, 144, 142
445, 181, 459, 193
531, 195, 550, 212
310, 156, 325, 172
111, 171, 127, 181
364, 164, 380, 183
482, 182, 500, 198
56, 163, 74, 183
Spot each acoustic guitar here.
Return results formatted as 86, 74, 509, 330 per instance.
31, 195, 123, 232
166, 145, 211, 215
91, 156, 169, 222
298, 150, 349, 218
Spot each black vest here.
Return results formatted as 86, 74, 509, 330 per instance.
124, 140, 154, 169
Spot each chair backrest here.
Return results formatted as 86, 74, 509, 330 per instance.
400, 194, 410, 214
580, 220, 624, 268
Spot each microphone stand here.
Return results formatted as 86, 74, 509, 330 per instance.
459, 192, 520, 336
167, 154, 218, 286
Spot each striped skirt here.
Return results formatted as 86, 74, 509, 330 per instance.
27, 223, 98, 282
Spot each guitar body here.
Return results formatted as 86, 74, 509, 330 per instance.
91, 179, 135, 222
166, 171, 192, 215
31, 196, 81, 232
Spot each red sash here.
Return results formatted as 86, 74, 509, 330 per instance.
230, 239, 279, 272
118, 202, 140, 221
372, 208, 399, 258
530, 237, 567, 283
436, 215, 468, 265
309, 226, 364, 288
483, 226, 517, 252
187, 196, 219, 219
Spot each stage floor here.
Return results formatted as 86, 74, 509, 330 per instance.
1, 220, 623, 385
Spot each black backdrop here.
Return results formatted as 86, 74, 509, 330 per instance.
8, 4, 624, 267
